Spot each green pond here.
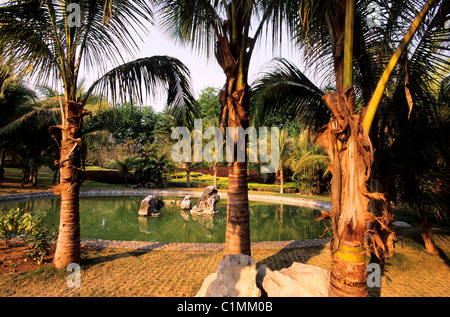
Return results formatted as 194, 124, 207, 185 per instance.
0, 196, 331, 243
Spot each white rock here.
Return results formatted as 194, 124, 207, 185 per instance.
195, 254, 261, 297
257, 262, 329, 297
180, 195, 191, 209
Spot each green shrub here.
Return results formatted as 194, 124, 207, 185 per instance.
22, 211, 57, 264
0, 208, 57, 264
0, 208, 27, 245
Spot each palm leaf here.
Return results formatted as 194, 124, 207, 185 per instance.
251, 57, 330, 130
0, 105, 60, 136
0, 0, 153, 96
84, 55, 198, 127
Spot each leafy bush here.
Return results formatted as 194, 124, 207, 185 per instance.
0, 208, 27, 245
0, 208, 57, 264
21, 211, 57, 264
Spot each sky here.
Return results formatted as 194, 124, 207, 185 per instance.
115, 22, 313, 112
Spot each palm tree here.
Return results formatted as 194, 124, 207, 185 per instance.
0, 0, 196, 269
288, 130, 330, 194
157, 0, 290, 256
0, 61, 37, 181
300, 0, 442, 296
115, 157, 137, 186
253, 0, 445, 296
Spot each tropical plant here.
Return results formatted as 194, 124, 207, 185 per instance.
253, 0, 446, 296
287, 130, 330, 195
134, 142, 175, 188
157, 0, 295, 256
0, 0, 196, 268
0, 208, 27, 245
0, 208, 56, 263
0, 62, 37, 181
115, 156, 138, 186
22, 210, 58, 265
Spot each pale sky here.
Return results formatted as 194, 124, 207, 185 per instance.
122, 23, 314, 112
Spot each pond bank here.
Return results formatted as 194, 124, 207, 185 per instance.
0, 187, 332, 210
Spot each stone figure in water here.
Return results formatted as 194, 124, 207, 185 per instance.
190, 186, 220, 214
180, 195, 192, 210
138, 195, 164, 217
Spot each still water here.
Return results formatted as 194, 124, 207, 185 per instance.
0, 196, 331, 243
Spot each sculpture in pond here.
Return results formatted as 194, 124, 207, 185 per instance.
190, 186, 220, 214
180, 195, 192, 210
138, 195, 164, 217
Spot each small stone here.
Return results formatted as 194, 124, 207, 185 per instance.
180, 195, 192, 209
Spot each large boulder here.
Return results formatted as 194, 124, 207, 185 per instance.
138, 195, 164, 217
191, 186, 220, 214
195, 254, 261, 297
256, 262, 329, 297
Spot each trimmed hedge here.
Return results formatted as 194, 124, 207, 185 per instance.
84, 170, 132, 185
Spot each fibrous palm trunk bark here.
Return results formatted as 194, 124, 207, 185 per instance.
316, 88, 379, 297
50, 101, 89, 269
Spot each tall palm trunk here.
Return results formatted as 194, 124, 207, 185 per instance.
185, 162, 191, 188
226, 160, 250, 255
220, 73, 251, 256
52, 101, 88, 269
213, 161, 218, 188
278, 165, 284, 194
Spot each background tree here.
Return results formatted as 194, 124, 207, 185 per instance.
0, 62, 37, 182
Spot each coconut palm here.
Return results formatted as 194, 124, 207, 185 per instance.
253, 0, 445, 296
0, 0, 196, 268
287, 130, 330, 195
157, 0, 293, 255
115, 156, 138, 186
0, 62, 37, 181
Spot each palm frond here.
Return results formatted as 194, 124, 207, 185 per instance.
251, 57, 330, 130
0, 105, 60, 136
84, 55, 198, 127
156, 0, 223, 58
0, 0, 153, 94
